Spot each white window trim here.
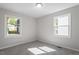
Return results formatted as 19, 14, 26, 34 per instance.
4, 15, 22, 38
53, 13, 71, 38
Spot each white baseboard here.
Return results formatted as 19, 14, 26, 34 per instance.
38, 39, 79, 52
0, 39, 36, 50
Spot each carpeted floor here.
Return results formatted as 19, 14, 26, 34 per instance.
0, 40, 79, 55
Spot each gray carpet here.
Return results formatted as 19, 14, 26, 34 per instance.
0, 40, 79, 55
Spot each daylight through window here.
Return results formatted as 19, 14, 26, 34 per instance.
54, 13, 71, 37
6, 16, 20, 35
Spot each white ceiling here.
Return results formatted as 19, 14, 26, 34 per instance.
0, 3, 78, 18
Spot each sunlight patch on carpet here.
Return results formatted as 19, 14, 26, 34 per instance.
27, 48, 45, 55
39, 46, 56, 52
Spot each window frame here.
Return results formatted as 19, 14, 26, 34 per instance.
53, 13, 71, 38
4, 15, 22, 38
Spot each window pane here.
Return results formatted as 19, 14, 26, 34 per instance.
58, 16, 68, 26
8, 17, 17, 25
57, 27, 68, 36
7, 17, 20, 34
54, 13, 71, 36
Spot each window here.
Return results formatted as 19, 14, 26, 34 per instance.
54, 13, 71, 37
5, 16, 20, 36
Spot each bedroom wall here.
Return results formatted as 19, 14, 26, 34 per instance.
0, 8, 36, 49
37, 5, 79, 51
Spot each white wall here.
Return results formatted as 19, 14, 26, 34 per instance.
37, 5, 79, 51
0, 8, 36, 49
0, 4, 79, 51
